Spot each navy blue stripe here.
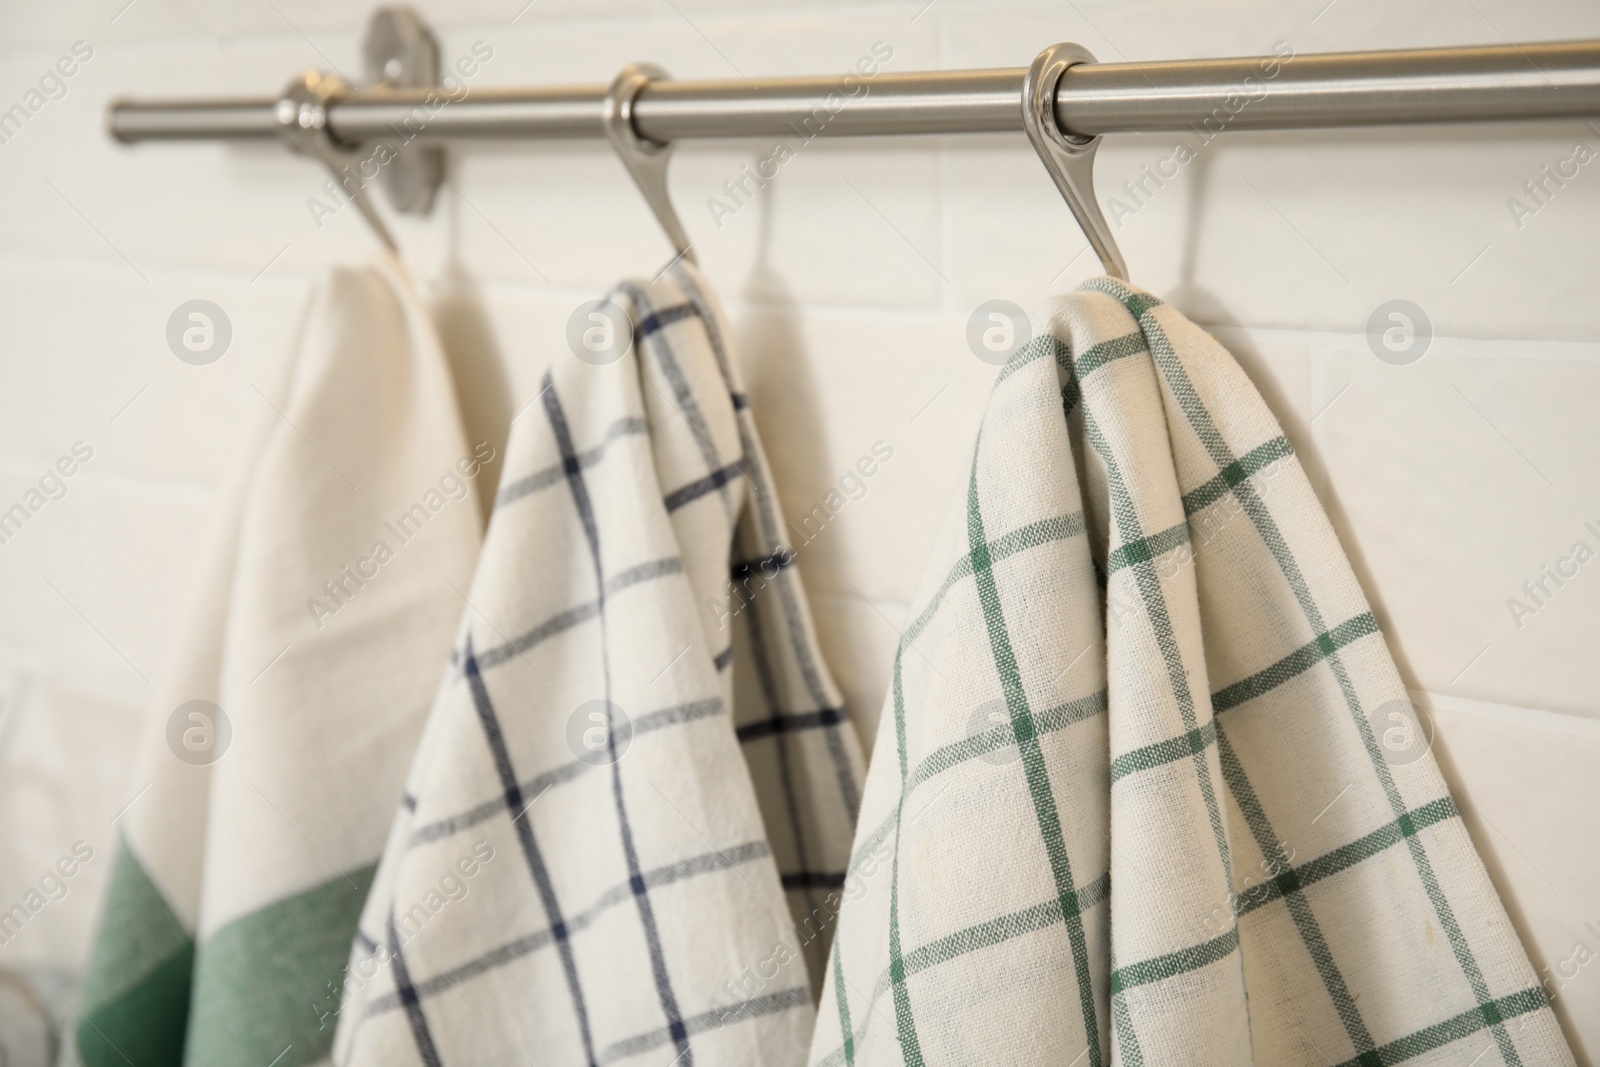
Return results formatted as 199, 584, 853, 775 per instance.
733, 575, 823, 946
637, 302, 697, 338
497, 415, 648, 509
664, 461, 743, 512
475, 557, 683, 671
362, 842, 773, 1020
387, 911, 444, 1067
713, 646, 733, 671
669, 264, 862, 823
542, 375, 695, 1066
736, 707, 846, 743
464, 633, 598, 1067
731, 392, 748, 410
599, 987, 810, 1065
781, 871, 847, 890
407, 697, 723, 848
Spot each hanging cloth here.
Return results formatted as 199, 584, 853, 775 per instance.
77, 254, 486, 1067
336, 262, 865, 1067
809, 277, 1573, 1067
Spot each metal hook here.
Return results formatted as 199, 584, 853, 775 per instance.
275, 70, 400, 253
603, 63, 696, 267
1021, 43, 1127, 281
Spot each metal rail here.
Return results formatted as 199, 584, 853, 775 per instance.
108, 40, 1600, 145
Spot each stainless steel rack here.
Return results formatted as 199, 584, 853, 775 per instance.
103, 8, 1600, 279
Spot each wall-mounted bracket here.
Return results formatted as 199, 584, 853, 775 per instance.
361, 6, 445, 215
272, 6, 445, 231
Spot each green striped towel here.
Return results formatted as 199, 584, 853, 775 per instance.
76, 255, 485, 1067
808, 278, 1573, 1066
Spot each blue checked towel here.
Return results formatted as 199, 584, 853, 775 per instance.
809, 279, 1573, 1065
336, 262, 866, 1066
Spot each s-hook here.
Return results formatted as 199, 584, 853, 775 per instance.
275, 69, 400, 253
604, 63, 697, 267
1021, 43, 1128, 281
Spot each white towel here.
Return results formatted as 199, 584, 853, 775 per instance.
77, 254, 484, 1067
335, 262, 865, 1067
809, 278, 1573, 1066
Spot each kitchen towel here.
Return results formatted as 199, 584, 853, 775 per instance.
77, 254, 485, 1067
335, 261, 865, 1066
809, 277, 1573, 1066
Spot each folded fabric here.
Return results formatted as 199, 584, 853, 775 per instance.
810, 278, 1573, 1066
78, 254, 485, 1067
336, 261, 865, 1066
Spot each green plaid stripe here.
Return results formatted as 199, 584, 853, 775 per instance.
1080, 399, 1238, 904
815, 279, 1567, 1067
774, 373, 1119, 1067
906, 872, 1111, 975
885, 643, 926, 1065
842, 686, 1107, 883
1078, 334, 1381, 1053
1329, 987, 1549, 1067
996, 334, 1070, 384
1085, 274, 1526, 1065
831, 941, 855, 1065
1110, 979, 1143, 1066
1081, 280, 1377, 1058
1109, 721, 1215, 783
966, 447, 1105, 1064
836, 501, 1099, 892
819, 690, 1108, 1058
815, 871, 1113, 1067
1236, 797, 1460, 916
1091, 393, 1387, 1056
1180, 435, 1294, 516
1105, 520, 1189, 577
1213, 613, 1379, 714
1214, 726, 1378, 1055
1080, 395, 1244, 1059
902, 511, 1085, 647
998, 329, 1149, 384
1100, 502, 1386, 1052
1111, 928, 1239, 995
1074, 331, 1148, 379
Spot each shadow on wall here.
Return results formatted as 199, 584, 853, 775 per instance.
1164, 143, 1417, 696
732, 164, 832, 540
432, 192, 512, 523
728, 165, 856, 695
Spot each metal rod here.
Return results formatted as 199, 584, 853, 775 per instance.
108, 40, 1600, 146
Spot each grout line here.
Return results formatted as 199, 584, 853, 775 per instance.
0, 249, 1594, 356
1410, 689, 1600, 741
0, 1, 933, 63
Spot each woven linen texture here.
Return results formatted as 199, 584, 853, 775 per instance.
78, 255, 484, 1067
808, 278, 1573, 1067
337, 261, 865, 1067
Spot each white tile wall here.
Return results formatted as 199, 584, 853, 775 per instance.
1, 0, 1597, 1060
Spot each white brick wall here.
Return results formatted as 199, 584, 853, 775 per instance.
1, 0, 1596, 1059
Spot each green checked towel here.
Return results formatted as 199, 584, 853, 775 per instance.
77, 255, 485, 1067
335, 261, 865, 1066
809, 278, 1573, 1066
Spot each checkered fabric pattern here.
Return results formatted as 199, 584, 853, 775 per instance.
808, 278, 1573, 1066
336, 261, 865, 1066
